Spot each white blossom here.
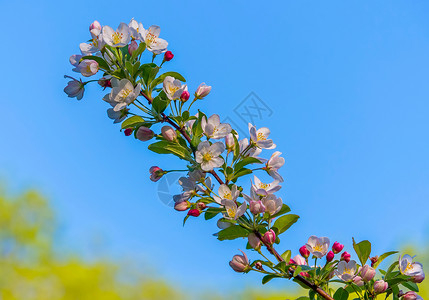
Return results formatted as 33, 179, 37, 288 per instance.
128, 18, 145, 40
251, 175, 281, 196
63, 75, 84, 100
264, 151, 285, 182
261, 194, 283, 215
249, 123, 276, 149
399, 255, 425, 278
102, 23, 131, 47
195, 141, 225, 171
224, 200, 246, 220
163, 76, 186, 100
336, 260, 358, 282
141, 25, 168, 54
109, 78, 141, 111
305, 236, 330, 259
213, 184, 240, 204
201, 114, 232, 139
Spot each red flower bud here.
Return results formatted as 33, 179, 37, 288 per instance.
341, 251, 351, 263
326, 251, 335, 262
98, 77, 111, 89
300, 272, 310, 278
262, 229, 276, 245
188, 209, 200, 217
124, 128, 133, 136
332, 241, 344, 254
164, 51, 174, 61
149, 166, 164, 182
180, 90, 190, 102
299, 245, 310, 258
370, 256, 379, 267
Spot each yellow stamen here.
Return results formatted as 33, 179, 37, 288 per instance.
313, 243, 323, 252
257, 132, 266, 141
112, 32, 124, 45
227, 208, 236, 218
146, 32, 157, 45
223, 192, 232, 200
119, 89, 132, 99
202, 152, 212, 162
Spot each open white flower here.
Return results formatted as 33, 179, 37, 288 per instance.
305, 236, 330, 258
263, 151, 285, 182
80, 28, 105, 55
261, 194, 283, 215
107, 107, 128, 123
251, 175, 281, 196
102, 23, 131, 47
336, 260, 358, 282
128, 18, 145, 40
64, 75, 85, 100
163, 76, 186, 100
109, 78, 141, 111
249, 123, 276, 149
201, 114, 232, 139
399, 255, 425, 277
224, 199, 246, 220
213, 184, 240, 204
195, 141, 225, 171
141, 25, 168, 54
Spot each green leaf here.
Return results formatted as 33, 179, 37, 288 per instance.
231, 168, 252, 181
401, 281, 419, 292
132, 42, 146, 59
152, 92, 170, 114
121, 116, 145, 129
148, 141, 192, 161
281, 250, 291, 262
262, 274, 279, 285
352, 238, 371, 266
385, 261, 399, 279
333, 288, 349, 300
204, 207, 224, 220
81, 55, 110, 71
272, 214, 300, 235
309, 290, 316, 300
217, 225, 249, 241
372, 251, 398, 269
234, 157, 262, 171
271, 204, 291, 219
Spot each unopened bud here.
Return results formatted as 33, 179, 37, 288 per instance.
174, 201, 190, 211
136, 126, 154, 141
194, 83, 211, 99
402, 291, 418, 300
370, 256, 379, 267
180, 90, 190, 102
332, 241, 344, 254
300, 272, 310, 278
249, 200, 265, 215
128, 40, 138, 55
262, 229, 276, 245
161, 126, 177, 142
164, 51, 174, 61
89, 20, 102, 31
187, 209, 200, 217
341, 251, 351, 263
353, 276, 364, 287
225, 133, 235, 151
149, 166, 165, 182
361, 265, 376, 282
229, 250, 250, 273
197, 202, 207, 210
299, 245, 310, 258
255, 261, 264, 271
326, 251, 334, 262
124, 128, 133, 136
374, 280, 388, 293
412, 272, 425, 283
98, 77, 111, 89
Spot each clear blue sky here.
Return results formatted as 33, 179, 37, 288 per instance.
1, 0, 428, 294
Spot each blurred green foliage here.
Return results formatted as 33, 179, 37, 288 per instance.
0, 188, 425, 299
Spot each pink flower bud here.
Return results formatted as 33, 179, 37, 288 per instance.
89, 20, 101, 31
195, 83, 212, 99
180, 90, 190, 102
374, 280, 388, 293
124, 128, 133, 136
197, 202, 206, 210
353, 276, 365, 287
225, 133, 235, 151
149, 166, 164, 182
402, 291, 418, 300
262, 229, 276, 245
255, 261, 264, 271
164, 51, 174, 61
136, 126, 154, 141
300, 272, 310, 278
370, 256, 379, 267
77, 59, 99, 77
412, 272, 425, 283
299, 245, 310, 258
291, 255, 306, 265
341, 251, 351, 263
187, 209, 200, 217
161, 126, 177, 142
248, 233, 261, 249
229, 250, 249, 273
128, 40, 138, 55
326, 251, 334, 262
332, 241, 344, 254
249, 200, 265, 214
361, 265, 376, 282
174, 201, 189, 211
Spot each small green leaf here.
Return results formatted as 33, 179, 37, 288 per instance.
333, 287, 349, 300
372, 251, 398, 269
272, 214, 300, 235
271, 204, 291, 219
352, 238, 371, 266
217, 225, 249, 241
281, 250, 291, 262
132, 42, 146, 59
262, 274, 279, 285
148, 141, 192, 161
234, 157, 262, 171
121, 116, 145, 129
231, 168, 252, 181
204, 207, 224, 220
401, 281, 419, 292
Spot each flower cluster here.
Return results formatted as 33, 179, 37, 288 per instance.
65, 19, 425, 300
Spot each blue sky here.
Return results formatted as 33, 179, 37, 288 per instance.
1, 0, 428, 294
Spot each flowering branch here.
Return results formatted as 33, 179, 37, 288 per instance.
64, 19, 425, 300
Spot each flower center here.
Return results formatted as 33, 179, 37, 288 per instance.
119, 89, 132, 99
313, 243, 323, 252
112, 32, 124, 45
404, 262, 414, 273
146, 32, 157, 45
257, 132, 266, 141
169, 85, 180, 95
223, 192, 232, 200
344, 267, 353, 275
259, 183, 269, 189
227, 208, 236, 218
202, 152, 212, 162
